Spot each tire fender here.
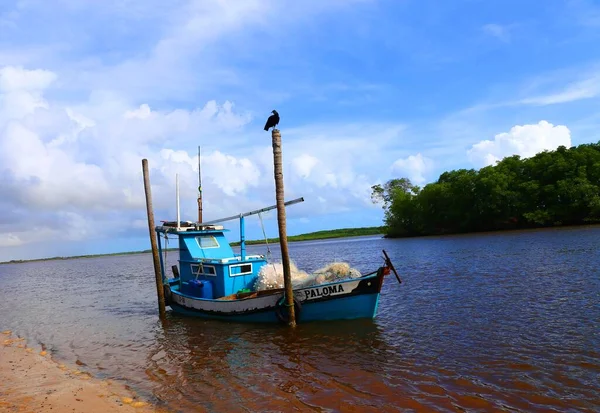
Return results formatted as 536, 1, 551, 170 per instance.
275, 296, 302, 324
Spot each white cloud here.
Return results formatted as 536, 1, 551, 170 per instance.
467, 120, 572, 167
519, 73, 600, 105
482, 24, 511, 42
0, 66, 57, 122
160, 148, 261, 197
276, 124, 405, 209
0, 0, 392, 261
391, 153, 434, 186
124, 104, 152, 120
0, 212, 98, 250
0, 66, 56, 92
291, 154, 319, 178
0, 233, 23, 247
0, 66, 401, 257
0, 66, 258, 249
6, 0, 371, 103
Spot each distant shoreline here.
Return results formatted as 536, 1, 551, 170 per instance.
0, 226, 384, 265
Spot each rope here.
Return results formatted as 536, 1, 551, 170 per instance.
258, 212, 272, 261
258, 212, 279, 280
162, 234, 180, 279
279, 295, 295, 307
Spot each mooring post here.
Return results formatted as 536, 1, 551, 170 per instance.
142, 158, 166, 318
271, 128, 296, 327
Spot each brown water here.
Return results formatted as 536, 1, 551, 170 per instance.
1, 227, 599, 412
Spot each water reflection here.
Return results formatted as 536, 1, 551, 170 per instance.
145, 315, 393, 412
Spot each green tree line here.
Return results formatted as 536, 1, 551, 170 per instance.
231, 226, 384, 246
371, 142, 600, 237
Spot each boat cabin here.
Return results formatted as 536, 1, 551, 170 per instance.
156, 223, 267, 300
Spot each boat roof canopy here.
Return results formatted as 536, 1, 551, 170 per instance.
155, 224, 229, 235
182, 233, 235, 259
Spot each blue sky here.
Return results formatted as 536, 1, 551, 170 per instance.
1, 0, 600, 261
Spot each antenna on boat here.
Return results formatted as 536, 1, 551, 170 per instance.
197, 145, 203, 223
176, 173, 181, 231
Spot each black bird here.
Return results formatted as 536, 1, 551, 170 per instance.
263, 110, 280, 131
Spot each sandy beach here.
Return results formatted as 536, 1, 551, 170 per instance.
0, 331, 165, 413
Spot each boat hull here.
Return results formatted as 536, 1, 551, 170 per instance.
165, 268, 385, 324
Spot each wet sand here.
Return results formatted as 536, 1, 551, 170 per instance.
1, 331, 164, 413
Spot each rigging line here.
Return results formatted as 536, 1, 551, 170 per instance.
258, 212, 272, 260
258, 211, 278, 280
163, 233, 169, 279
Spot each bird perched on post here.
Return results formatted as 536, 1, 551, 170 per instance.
264, 110, 280, 131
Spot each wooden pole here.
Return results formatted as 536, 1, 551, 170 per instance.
142, 159, 166, 318
271, 128, 296, 327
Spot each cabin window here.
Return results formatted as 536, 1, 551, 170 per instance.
191, 264, 217, 276
201, 265, 216, 276
230, 263, 252, 276
195, 235, 219, 249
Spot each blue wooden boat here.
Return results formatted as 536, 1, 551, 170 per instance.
154, 198, 401, 324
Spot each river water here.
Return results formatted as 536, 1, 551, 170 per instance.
0, 226, 599, 412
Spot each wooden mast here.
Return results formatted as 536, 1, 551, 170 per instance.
271, 128, 296, 327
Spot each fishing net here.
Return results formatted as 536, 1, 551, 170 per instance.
253, 261, 362, 291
